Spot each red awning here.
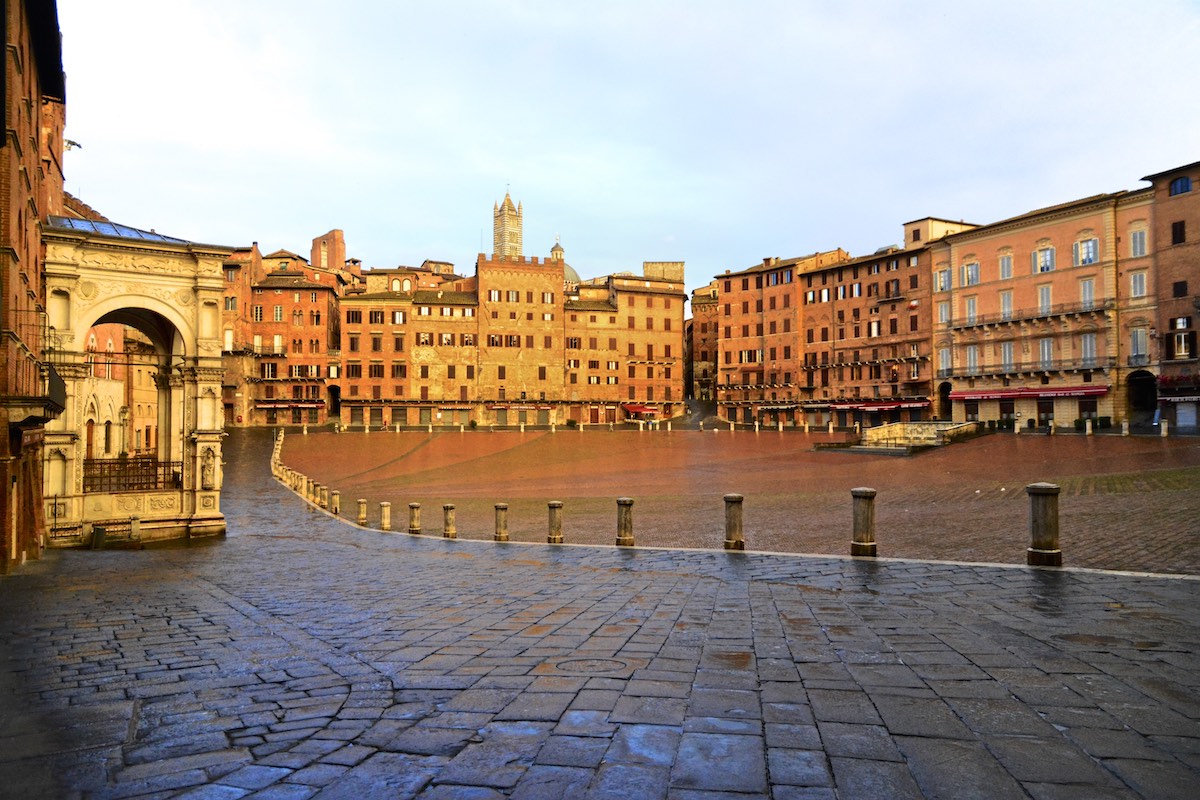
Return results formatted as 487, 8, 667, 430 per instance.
829, 400, 929, 411
622, 403, 658, 414
948, 386, 1108, 401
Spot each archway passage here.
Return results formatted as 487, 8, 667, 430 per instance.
42, 216, 234, 545
1126, 370, 1158, 426
938, 382, 953, 420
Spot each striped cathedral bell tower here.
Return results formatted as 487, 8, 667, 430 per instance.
493, 193, 523, 259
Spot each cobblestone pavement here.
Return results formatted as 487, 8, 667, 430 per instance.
0, 429, 1197, 799
282, 429, 1200, 574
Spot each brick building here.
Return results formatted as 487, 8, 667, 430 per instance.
1143, 162, 1200, 431
932, 190, 1153, 429
715, 249, 848, 426
334, 198, 686, 428
688, 280, 719, 401
221, 232, 353, 426
1, 0, 65, 571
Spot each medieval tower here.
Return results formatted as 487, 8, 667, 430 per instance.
493, 193, 523, 258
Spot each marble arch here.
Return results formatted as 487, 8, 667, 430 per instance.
41, 217, 235, 544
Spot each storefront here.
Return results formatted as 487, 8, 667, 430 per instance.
948, 385, 1109, 429
828, 400, 930, 428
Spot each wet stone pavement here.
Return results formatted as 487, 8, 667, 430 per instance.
0, 429, 1198, 799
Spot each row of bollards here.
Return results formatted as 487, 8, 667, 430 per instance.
274, 431, 1062, 566
847, 482, 1062, 566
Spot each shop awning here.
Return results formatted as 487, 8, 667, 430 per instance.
622, 404, 658, 414
948, 386, 1108, 401
254, 401, 325, 409
829, 400, 930, 411
1163, 395, 1200, 403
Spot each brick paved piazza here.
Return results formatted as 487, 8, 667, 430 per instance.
282, 428, 1200, 574
0, 430, 1198, 799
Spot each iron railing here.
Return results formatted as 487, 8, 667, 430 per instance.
83, 458, 182, 493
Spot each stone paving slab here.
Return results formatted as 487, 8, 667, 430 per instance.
0, 428, 1197, 799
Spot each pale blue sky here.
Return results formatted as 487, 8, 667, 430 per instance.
58, 1, 1200, 297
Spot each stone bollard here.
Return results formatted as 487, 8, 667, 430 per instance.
828, 419, 835, 434
754, 421, 760, 432
804, 421, 810, 434
729, 421, 735, 432
321, 486, 330, 509
494, 503, 509, 542
380, 501, 392, 531
365, 424, 370, 435
460, 424, 465, 433
1026, 482, 1062, 566
616, 497, 635, 546
130, 515, 141, 541
713, 427, 718, 434
551, 424, 556, 433
331, 491, 341, 515
443, 504, 457, 539
356, 498, 368, 526
1122, 419, 1130, 436
1085, 418, 1093, 436
850, 487, 877, 557
723, 493, 745, 551
548, 501, 564, 544
395, 423, 401, 432
302, 424, 308, 435
520, 423, 526, 433
777, 420, 783, 432
1161, 419, 1169, 438
408, 502, 421, 535
427, 424, 433, 434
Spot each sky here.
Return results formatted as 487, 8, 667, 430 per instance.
57, 1, 1200, 299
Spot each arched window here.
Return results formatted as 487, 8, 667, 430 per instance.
104, 339, 114, 380
402, 278, 412, 292
104, 421, 112, 455
1169, 176, 1192, 196
391, 278, 401, 292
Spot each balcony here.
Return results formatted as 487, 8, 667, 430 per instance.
1128, 354, 1151, 367
942, 357, 1116, 379
949, 298, 1114, 330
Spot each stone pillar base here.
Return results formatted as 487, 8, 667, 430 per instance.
724, 539, 745, 551
548, 534, 563, 544
851, 542, 877, 557
615, 536, 634, 547
1027, 548, 1062, 567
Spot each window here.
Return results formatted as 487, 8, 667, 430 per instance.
488, 289, 501, 302
999, 290, 1012, 320
274, 305, 283, 322
934, 269, 951, 292
965, 345, 978, 375
224, 296, 237, 311
1000, 341, 1015, 371
392, 310, 406, 324
346, 310, 362, 324
417, 306, 431, 316
372, 335, 383, 352
1169, 176, 1192, 195
998, 254, 1013, 280
394, 335, 405, 351
938, 347, 951, 376
965, 297, 977, 325
1039, 337, 1054, 369
1080, 278, 1099, 309
936, 301, 949, 324
1130, 229, 1147, 257
542, 292, 554, 303
566, 337, 581, 349
369, 364, 384, 379
1033, 247, 1056, 273
506, 290, 520, 302
347, 335, 359, 352
440, 307, 453, 317
345, 364, 362, 379
867, 320, 881, 338
1080, 332, 1096, 367
1172, 330, 1194, 359
391, 363, 406, 378
418, 332, 432, 346
961, 262, 980, 286
1131, 327, 1148, 359
440, 333, 454, 346
1038, 285, 1052, 314
369, 310, 385, 324
1073, 238, 1099, 266
1174, 280, 1189, 298
1172, 221, 1186, 245
1131, 271, 1146, 298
